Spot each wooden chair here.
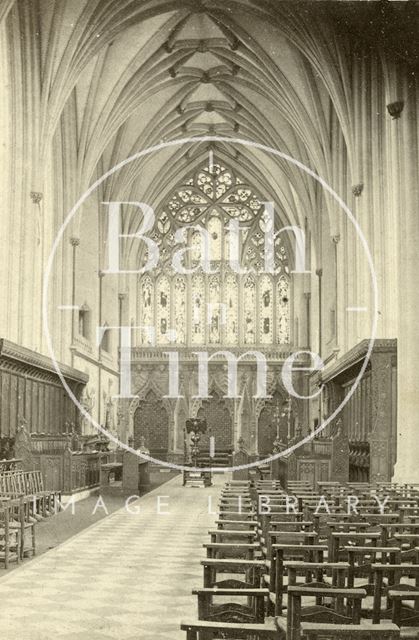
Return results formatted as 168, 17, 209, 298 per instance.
388, 589, 419, 634
268, 531, 318, 557
209, 529, 257, 544
345, 546, 401, 595
372, 563, 419, 624
276, 585, 367, 640
201, 558, 265, 588
0, 503, 20, 569
193, 587, 269, 624
329, 531, 381, 563
272, 545, 329, 615
6, 496, 36, 559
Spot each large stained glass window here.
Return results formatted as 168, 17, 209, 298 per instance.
137, 160, 291, 346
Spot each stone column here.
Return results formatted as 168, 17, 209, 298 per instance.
392, 82, 419, 482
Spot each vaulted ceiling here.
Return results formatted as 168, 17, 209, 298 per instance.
4, 0, 413, 267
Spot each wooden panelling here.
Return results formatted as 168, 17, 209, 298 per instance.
0, 338, 88, 443
322, 339, 397, 482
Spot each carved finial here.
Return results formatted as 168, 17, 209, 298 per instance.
273, 436, 283, 454
237, 437, 246, 452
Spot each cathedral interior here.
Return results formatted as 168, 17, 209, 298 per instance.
1, 0, 417, 484
1, 1, 419, 638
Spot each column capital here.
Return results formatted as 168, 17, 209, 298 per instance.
70, 237, 80, 247
30, 191, 43, 204
352, 183, 364, 197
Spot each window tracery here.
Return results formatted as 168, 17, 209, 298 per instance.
137, 160, 291, 346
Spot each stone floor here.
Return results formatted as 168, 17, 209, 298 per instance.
32, 469, 179, 559
0, 472, 224, 639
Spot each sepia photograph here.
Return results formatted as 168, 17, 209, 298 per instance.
0, 0, 418, 638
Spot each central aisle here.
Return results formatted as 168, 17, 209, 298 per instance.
0, 473, 225, 640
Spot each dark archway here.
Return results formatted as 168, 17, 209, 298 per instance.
197, 391, 233, 453
134, 390, 169, 460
